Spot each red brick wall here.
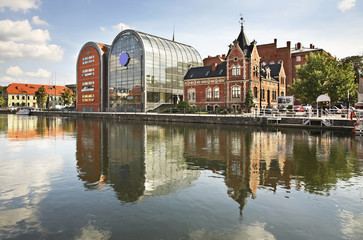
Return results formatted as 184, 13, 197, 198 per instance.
77, 46, 101, 112
257, 40, 292, 88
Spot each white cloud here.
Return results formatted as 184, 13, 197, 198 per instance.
0, 19, 50, 43
5, 66, 51, 78
0, 0, 40, 13
338, 0, 356, 12
32, 16, 49, 26
112, 22, 131, 32
0, 19, 63, 62
100, 26, 106, 31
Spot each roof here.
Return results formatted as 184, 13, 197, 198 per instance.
227, 25, 254, 58
6, 83, 69, 96
268, 64, 282, 78
184, 61, 227, 80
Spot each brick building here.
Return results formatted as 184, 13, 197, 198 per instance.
257, 39, 326, 93
184, 22, 285, 111
76, 42, 110, 112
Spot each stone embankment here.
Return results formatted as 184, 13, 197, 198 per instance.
22, 110, 355, 131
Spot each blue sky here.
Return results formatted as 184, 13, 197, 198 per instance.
0, 0, 362, 86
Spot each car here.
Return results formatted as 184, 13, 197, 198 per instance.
278, 106, 287, 113
302, 104, 312, 111
260, 106, 278, 114
293, 105, 304, 112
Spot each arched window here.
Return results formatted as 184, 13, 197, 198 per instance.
206, 88, 212, 100
214, 87, 220, 99
232, 86, 241, 98
281, 77, 285, 85
236, 65, 241, 76
281, 91, 285, 96
188, 89, 196, 102
232, 66, 236, 76
269, 60, 275, 64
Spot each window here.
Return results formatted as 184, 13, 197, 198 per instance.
82, 55, 95, 64
205, 70, 210, 77
82, 94, 95, 102
253, 87, 258, 98
296, 56, 301, 62
188, 89, 196, 102
281, 77, 285, 85
232, 66, 236, 76
206, 88, 212, 100
236, 65, 241, 76
269, 60, 275, 64
281, 91, 285, 96
82, 68, 95, 77
219, 69, 223, 75
214, 87, 219, 99
232, 86, 241, 98
253, 66, 259, 77
262, 89, 265, 100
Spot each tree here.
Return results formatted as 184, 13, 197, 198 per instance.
176, 101, 190, 109
244, 89, 254, 112
61, 88, 75, 105
340, 55, 363, 83
289, 52, 356, 104
0, 96, 5, 107
35, 86, 47, 109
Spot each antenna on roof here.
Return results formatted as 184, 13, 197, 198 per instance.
172, 25, 175, 42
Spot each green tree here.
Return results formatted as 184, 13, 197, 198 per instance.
0, 96, 5, 107
340, 55, 363, 83
61, 88, 75, 105
289, 52, 356, 104
176, 101, 190, 109
244, 89, 254, 112
35, 86, 47, 109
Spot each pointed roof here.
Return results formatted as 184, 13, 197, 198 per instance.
227, 18, 253, 57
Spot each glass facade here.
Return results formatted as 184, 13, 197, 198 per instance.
109, 30, 202, 112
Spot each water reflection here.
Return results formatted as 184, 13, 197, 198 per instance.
1, 114, 362, 239
75, 119, 362, 208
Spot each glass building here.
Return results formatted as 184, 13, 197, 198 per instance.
108, 29, 202, 112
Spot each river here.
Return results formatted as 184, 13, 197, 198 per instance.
0, 114, 362, 240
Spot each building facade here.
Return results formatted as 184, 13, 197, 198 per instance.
108, 29, 202, 112
77, 42, 110, 112
184, 23, 285, 111
257, 39, 326, 93
5, 83, 69, 108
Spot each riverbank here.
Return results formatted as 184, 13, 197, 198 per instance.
1, 110, 354, 132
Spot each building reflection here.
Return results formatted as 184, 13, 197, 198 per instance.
75, 120, 361, 211
4, 114, 75, 141
76, 120, 200, 203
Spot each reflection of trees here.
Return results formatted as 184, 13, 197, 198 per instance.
0, 116, 6, 133
292, 136, 356, 195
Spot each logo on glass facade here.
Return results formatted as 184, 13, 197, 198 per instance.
119, 52, 130, 66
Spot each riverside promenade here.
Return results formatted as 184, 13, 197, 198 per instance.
23, 110, 356, 132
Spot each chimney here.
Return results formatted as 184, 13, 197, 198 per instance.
222, 54, 226, 59
296, 42, 302, 49
274, 38, 277, 46
287, 41, 291, 49
212, 63, 218, 71
310, 44, 314, 49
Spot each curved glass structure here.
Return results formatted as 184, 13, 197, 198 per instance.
109, 29, 202, 112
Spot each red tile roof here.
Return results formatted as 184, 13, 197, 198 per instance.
7, 83, 69, 96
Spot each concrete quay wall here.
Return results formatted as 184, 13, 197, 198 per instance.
29, 111, 355, 131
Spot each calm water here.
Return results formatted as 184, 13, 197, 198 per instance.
0, 114, 362, 240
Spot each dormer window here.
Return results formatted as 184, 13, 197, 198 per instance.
205, 71, 210, 77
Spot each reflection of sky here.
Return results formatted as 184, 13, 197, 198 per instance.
0, 137, 66, 238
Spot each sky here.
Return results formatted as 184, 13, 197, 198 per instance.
0, 0, 362, 86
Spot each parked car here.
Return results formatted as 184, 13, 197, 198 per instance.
260, 106, 278, 114
293, 105, 304, 112
278, 106, 287, 113
302, 104, 312, 111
